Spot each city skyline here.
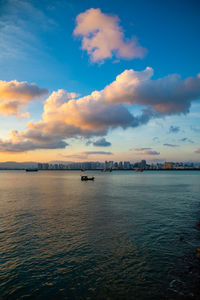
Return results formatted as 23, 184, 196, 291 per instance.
0, 0, 200, 162
0, 158, 200, 171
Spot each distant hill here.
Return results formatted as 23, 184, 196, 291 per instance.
0, 161, 38, 169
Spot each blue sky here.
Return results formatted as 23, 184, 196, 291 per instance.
0, 0, 200, 162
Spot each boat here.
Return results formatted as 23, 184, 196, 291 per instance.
26, 168, 38, 172
134, 169, 144, 172
81, 175, 95, 181
102, 168, 112, 172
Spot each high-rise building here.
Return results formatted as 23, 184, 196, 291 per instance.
104, 161, 109, 170
108, 161, 114, 169
38, 163, 43, 170
141, 160, 146, 169
164, 162, 173, 169
118, 161, 123, 169
114, 162, 118, 169
124, 161, 131, 169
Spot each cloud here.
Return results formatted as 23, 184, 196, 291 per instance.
21, 84, 152, 140
0, 130, 68, 152
163, 143, 179, 147
133, 147, 160, 155
93, 137, 111, 147
180, 137, 194, 143
134, 147, 152, 151
0, 0, 55, 60
0, 80, 48, 117
105, 68, 200, 114
195, 148, 200, 154
0, 138, 67, 153
153, 137, 159, 141
74, 8, 146, 62
191, 126, 200, 133
140, 150, 160, 155
169, 126, 180, 133
153, 136, 160, 144
85, 151, 112, 155
1, 68, 200, 152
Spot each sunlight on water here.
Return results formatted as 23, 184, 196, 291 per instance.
0, 170, 200, 299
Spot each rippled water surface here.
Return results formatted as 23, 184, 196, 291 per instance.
0, 170, 200, 299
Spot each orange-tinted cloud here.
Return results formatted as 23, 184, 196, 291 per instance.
133, 147, 160, 155
0, 129, 68, 152
0, 80, 48, 117
74, 8, 146, 62
104, 68, 200, 114
195, 148, 200, 153
1, 68, 200, 152
134, 147, 152, 151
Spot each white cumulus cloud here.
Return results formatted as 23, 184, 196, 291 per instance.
0, 80, 48, 117
74, 8, 146, 62
1, 68, 200, 152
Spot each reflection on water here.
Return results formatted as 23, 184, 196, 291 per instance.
0, 170, 200, 299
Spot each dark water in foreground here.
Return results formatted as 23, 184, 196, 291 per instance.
0, 170, 200, 299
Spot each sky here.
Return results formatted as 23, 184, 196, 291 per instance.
0, 0, 200, 163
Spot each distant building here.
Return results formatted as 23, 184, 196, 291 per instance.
108, 161, 114, 169
141, 160, 146, 169
124, 161, 131, 169
104, 161, 109, 170
35, 160, 200, 171
38, 163, 49, 170
114, 162, 118, 169
157, 163, 164, 169
118, 161, 123, 169
164, 162, 173, 169
38, 163, 43, 170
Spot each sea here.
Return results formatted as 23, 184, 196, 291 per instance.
0, 170, 200, 299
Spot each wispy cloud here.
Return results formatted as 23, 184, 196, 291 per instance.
133, 147, 160, 155
0, 0, 54, 60
169, 126, 180, 133
85, 151, 112, 155
163, 143, 179, 147
180, 137, 194, 143
191, 126, 200, 133
93, 138, 111, 147
133, 147, 152, 151
140, 150, 160, 155
153, 137, 160, 142
74, 8, 146, 63
195, 148, 200, 154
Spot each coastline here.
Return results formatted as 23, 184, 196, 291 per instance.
0, 168, 200, 171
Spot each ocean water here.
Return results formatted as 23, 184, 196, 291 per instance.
0, 170, 200, 299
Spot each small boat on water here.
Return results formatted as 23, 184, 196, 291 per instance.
134, 169, 144, 172
102, 169, 112, 172
81, 175, 95, 181
26, 168, 38, 172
